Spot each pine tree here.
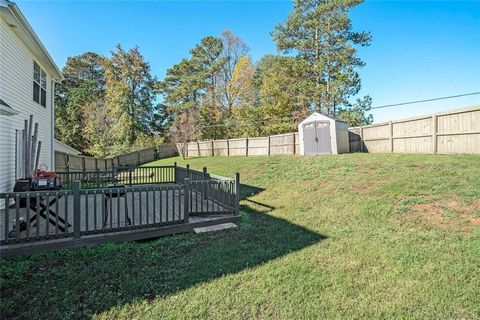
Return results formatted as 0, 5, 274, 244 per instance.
272, 0, 371, 116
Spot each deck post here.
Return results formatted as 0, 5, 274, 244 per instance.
73, 180, 81, 240
186, 164, 190, 179
235, 172, 240, 215
128, 166, 132, 186
174, 162, 177, 183
203, 167, 208, 199
184, 178, 190, 223
96, 168, 100, 188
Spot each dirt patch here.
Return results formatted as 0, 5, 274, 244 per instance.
406, 199, 480, 231
462, 214, 480, 225
413, 203, 442, 215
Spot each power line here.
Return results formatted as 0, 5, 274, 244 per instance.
196, 92, 480, 129
369, 34, 480, 66
371, 92, 480, 110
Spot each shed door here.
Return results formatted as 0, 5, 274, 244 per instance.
303, 121, 331, 155
315, 121, 331, 154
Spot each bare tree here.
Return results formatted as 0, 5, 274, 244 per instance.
219, 30, 249, 111
169, 112, 197, 159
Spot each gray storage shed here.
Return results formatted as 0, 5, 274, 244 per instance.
298, 112, 349, 155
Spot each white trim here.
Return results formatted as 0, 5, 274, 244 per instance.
0, 0, 63, 80
51, 80, 55, 169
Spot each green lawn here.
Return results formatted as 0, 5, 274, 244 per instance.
1, 154, 480, 319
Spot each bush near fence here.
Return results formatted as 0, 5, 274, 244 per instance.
55, 144, 178, 172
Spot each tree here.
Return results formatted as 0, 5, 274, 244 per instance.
162, 36, 229, 140
190, 36, 224, 109
82, 100, 114, 157
55, 52, 105, 152
225, 55, 260, 137
169, 112, 197, 159
219, 30, 249, 112
255, 55, 311, 135
161, 58, 204, 116
55, 47, 161, 157
228, 55, 255, 108
104, 45, 157, 147
337, 95, 373, 126
272, 0, 371, 116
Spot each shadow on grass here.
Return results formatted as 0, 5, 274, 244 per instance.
0, 183, 325, 319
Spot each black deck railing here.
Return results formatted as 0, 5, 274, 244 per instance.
0, 164, 240, 250
57, 165, 176, 190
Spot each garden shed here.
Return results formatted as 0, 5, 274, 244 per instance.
298, 112, 349, 155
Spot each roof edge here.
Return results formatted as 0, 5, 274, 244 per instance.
3, 0, 63, 80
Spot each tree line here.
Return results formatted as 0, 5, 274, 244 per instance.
55, 0, 373, 157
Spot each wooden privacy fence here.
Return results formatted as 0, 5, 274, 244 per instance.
54, 106, 480, 164
181, 132, 300, 157
55, 144, 178, 172
180, 105, 479, 157
348, 105, 480, 154
0, 165, 240, 256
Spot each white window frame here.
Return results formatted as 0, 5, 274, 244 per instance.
33, 61, 47, 107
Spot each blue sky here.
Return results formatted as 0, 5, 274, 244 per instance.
17, 0, 480, 123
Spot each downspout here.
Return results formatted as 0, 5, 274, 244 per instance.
50, 78, 59, 171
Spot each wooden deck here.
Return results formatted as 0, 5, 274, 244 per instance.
0, 215, 239, 257
0, 185, 237, 256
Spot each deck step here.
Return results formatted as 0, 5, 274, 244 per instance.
193, 223, 237, 234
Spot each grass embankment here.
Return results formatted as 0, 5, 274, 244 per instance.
1, 154, 479, 319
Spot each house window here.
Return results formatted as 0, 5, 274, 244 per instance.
33, 61, 47, 107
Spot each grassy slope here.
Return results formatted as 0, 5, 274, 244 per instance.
1, 154, 479, 319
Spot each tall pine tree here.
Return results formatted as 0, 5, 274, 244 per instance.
272, 0, 371, 119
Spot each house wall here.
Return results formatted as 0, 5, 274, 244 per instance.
0, 18, 54, 197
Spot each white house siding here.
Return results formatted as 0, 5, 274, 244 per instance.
0, 18, 54, 198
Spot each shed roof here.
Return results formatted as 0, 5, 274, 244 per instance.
54, 139, 82, 155
300, 112, 347, 124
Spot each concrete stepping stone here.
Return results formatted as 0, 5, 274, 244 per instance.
193, 223, 237, 234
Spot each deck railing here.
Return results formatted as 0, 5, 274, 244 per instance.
57, 165, 176, 190
0, 165, 240, 248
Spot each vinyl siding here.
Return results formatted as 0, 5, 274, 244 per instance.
0, 18, 54, 199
